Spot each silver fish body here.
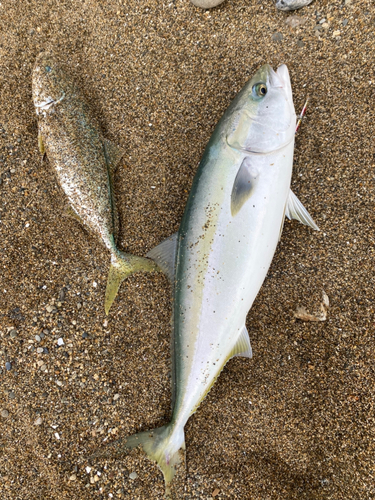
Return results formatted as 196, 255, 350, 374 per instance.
32, 52, 158, 314
91, 64, 319, 493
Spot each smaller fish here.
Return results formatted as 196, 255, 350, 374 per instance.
32, 52, 159, 314
276, 0, 314, 11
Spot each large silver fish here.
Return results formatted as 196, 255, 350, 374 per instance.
91, 64, 319, 493
32, 52, 159, 314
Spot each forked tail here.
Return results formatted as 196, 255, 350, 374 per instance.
105, 250, 160, 314
89, 424, 185, 498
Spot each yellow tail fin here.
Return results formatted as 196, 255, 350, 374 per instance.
105, 251, 159, 314
89, 424, 185, 498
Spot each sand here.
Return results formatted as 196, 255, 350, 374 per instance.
0, 0, 374, 498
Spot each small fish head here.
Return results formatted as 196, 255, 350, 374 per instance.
226, 64, 296, 155
32, 52, 70, 115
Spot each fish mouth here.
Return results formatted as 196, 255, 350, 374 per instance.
35, 92, 65, 111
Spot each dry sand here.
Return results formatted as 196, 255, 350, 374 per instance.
0, 0, 374, 498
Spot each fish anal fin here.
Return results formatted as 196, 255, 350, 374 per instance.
231, 156, 259, 216
230, 324, 252, 358
64, 205, 83, 224
285, 190, 320, 231
38, 132, 45, 154
146, 233, 178, 282
103, 138, 125, 176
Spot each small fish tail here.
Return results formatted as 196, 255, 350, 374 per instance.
90, 424, 185, 498
105, 250, 159, 314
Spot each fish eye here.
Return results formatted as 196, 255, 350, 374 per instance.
45, 65, 52, 73
253, 83, 268, 98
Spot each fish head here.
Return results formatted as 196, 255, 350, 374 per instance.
32, 52, 70, 114
226, 64, 296, 154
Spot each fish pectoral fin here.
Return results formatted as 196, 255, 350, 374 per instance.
231, 325, 252, 359
231, 156, 259, 216
146, 232, 178, 282
285, 190, 320, 231
103, 138, 125, 175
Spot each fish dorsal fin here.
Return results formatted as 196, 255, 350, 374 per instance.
103, 138, 124, 175
231, 156, 259, 216
285, 190, 320, 231
230, 324, 252, 359
146, 233, 178, 282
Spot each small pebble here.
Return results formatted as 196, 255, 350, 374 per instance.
113, 394, 120, 401
57, 338, 64, 346
56, 380, 63, 387
1, 409, 9, 418
9, 391, 15, 399
275, 0, 313, 11
82, 332, 89, 339
272, 32, 283, 42
189, 0, 225, 8
129, 472, 138, 480
297, 40, 305, 47
34, 416, 43, 425
5, 362, 11, 371
69, 474, 77, 481
39, 332, 45, 339
9, 330, 17, 338
54, 432, 60, 440
46, 305, 54, 313
40, 364, 47, 371
342, 19, 348, 26
43, 347, 49, 354
36, 347, 44, 353
285, 15, 307, 28
86, 466, 92, 474
35, 335, 41, 342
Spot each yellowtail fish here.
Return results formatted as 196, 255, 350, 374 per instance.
90, 64, 319, 495
32, 52, 159, 314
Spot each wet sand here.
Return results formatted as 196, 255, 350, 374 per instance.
0, 0, 374, 498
